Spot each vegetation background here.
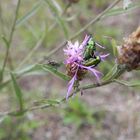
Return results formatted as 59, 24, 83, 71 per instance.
0, 0, 140, 140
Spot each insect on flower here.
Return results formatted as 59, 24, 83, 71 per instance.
82, 35, 106, 67
64, 35, 109, 99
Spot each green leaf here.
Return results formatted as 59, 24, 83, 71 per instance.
42, 64, 70, 81
104, 3, 140, 17
10, 73, 24, 114
46, 99, 60, 104
102, 64, 118, 81
16, 1, 42, 27
114, 79, 140, 87
33, 99, 60, 106
52, 0, 62, 13
15, 64, 42, 75
0, 64, 43, 91
110, 38, 118, 57
44, 0, 68, 38
1, 35, 9, 48
0, 63, 69, 91
0, 80, 10, 90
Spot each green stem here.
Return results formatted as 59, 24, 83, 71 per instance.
0, 63, 127, 116
1, 65, 126, 117
16, 32, 46, 70
1, 0, 21, 81
0, 78, 120, 117
48, 2, 71, 32
2, 80, 113, 117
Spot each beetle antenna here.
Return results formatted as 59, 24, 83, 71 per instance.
95, 42, 105, 49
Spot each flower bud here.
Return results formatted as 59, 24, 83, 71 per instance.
118, 26, 140, 71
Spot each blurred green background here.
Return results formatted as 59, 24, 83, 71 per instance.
0, 0, 140, 140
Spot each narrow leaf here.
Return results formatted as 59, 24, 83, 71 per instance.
42, 64, 70, 81
1, 35, 9, 48
11, 73, 24, 113
102, 64, 118, 81
0, 65, 43, 91
15, 64, 41, 75
0, 63, 69, 91
44, 0, 68, 38
47, 99, 60, 104
110, 38, 118, 57
52, 0, 62, 13
16, 65, 47, 76
16, 1, 42, 27
104, 3, 140, 17
114, 79, 140, 87
33, 99, 60, 106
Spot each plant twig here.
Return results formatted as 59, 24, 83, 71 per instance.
45, 0, 121, 58
0, 64, 126, 117
16, 32, 46, 69
0, 67, 129, 118
48, 2, 71, 32
1, 0, 21, 81
0, 79, 112, 117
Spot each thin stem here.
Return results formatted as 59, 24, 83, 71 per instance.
48, 2, 71, 32
9, 1, 21, 45
0, 64, 127, 117
70, 0, 121, 40
0, 79, 112, 117
0, 69, 125, 117
45, 0, 121, 58
1, 0, 21, 81
16, 32, 46, 69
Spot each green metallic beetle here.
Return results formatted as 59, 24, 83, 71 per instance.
83, 56, 101, 67
83, 35, 103, 67
83, 36, 96, 60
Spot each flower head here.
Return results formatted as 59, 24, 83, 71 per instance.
64, 35, 108, 99
118, 26, 140, 71
64, 35, 90, 64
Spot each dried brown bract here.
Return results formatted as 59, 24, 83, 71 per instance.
66, 63, 87, 80
118, 26, 140, 71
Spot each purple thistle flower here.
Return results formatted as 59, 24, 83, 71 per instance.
64, 35, 108, 99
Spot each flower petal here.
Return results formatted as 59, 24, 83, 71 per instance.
78, 64, 102, 82
66, 76, 76, 100
86, 66, 102, 81
74, 41, 79, 49
79, 35, 90, 50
